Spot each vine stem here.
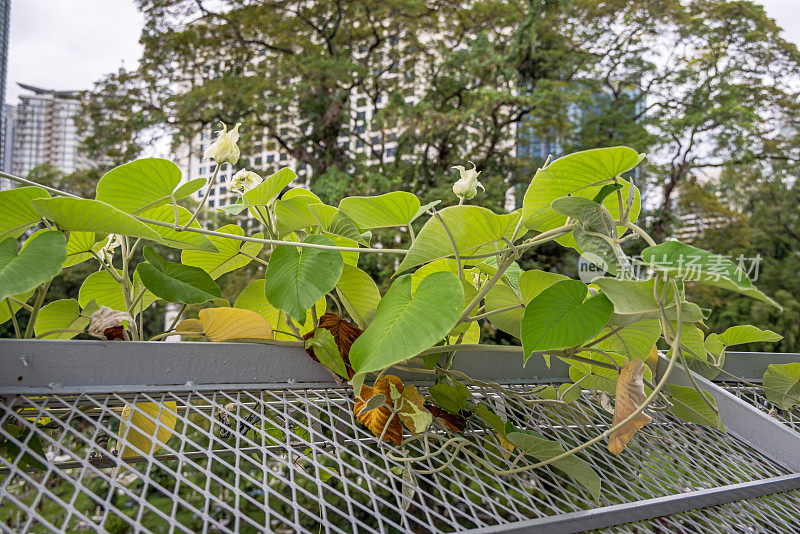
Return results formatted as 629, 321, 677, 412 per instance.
90, 251, 123, 283
437, 368, 561, 406
410, 344, 618, 371
7, 297, 33, 311
164, 304, 187, 334
241, 251, 269, 267
6, 300, 21, 339
624, 221, 657, 247
458, 255, 516, 323
136, 215, 409, 255
24, 281, 52, 339
148, 331, 206, 341
182, 165, 221, 230
119, 238, 137, 340
37, 329, 104, 340
0, 171, 81, 198
434, 210, 462, 280
466, 304, 524, 322
582, 326, 625, 349
285, 316, 303, 339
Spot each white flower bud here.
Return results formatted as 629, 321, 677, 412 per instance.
451, 162, 484, 201
228, 169, 263, 195
204, 123, 241, 166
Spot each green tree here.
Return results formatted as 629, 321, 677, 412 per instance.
640, 1, 800, 238
677, 163, 800, 352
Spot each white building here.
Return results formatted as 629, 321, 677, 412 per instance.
9, 83, 86, 178
1, 103, 14, 188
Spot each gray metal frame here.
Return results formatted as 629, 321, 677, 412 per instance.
0, 340, 575, 394
1, 339, 799, 533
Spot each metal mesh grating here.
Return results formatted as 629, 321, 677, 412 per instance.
722, 383, 800, 432
0, 383, 792, 533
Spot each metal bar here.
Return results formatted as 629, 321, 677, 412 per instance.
2, 340, 798, 395
721, 351, 800, 382
658, 357, 800, 473
469, 474, 800, 534
0, 339, 572, 394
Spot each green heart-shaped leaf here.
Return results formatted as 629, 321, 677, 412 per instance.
593, 319, 661, 362
350, 271, 464, 375
0, 289, 34, 326
306, 328, 349, 379
398, 205, 520, 273
264, 234, 343, 323
506, 429, 601, 499
339, 191, 420, 229
667, 385, 723, 429
484, 269, 569, 338
78, 269, 158, 312
34, 298, 90, 340
429, 377, 471, 414
182, 224, 263, 279
335, 263, 381, 329
763, 363, 800, 410
274, 195, 324, 237
593, 277, 705, 324
521, 146, 642, 249
31, 197, 161, 241
717, 325, 782, 346
0, 231, 67, 301
521, 279, 613, 361
241, 168, 297, 207
96, 158, 197, 213
0, 186, 50, 240
136, 246, 221, 304
138, 204, 218, 252
64, 231, 101, 268
309, 204, 369, 245
641, 241, 779, 308
234, 278, 324, 340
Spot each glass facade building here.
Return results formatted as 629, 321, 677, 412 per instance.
1, 0, 10, 179
10, 83, 85, 177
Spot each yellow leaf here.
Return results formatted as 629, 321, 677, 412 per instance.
198, 308, 273, 341
118, 401, 178, 473
176, 318, 204, 336
608, 360, 652, 454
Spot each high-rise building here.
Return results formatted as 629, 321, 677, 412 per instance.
0, 0, 11, 176
1, 103, 14, 176
10, 83, 85, 177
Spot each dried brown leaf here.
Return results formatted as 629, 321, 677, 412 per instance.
304, 313, 362, 379
354, 375, 404, 445
426, 405, 469, 433
608, 360, 652, 454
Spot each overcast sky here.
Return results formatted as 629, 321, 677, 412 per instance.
4, 0, 800, 105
